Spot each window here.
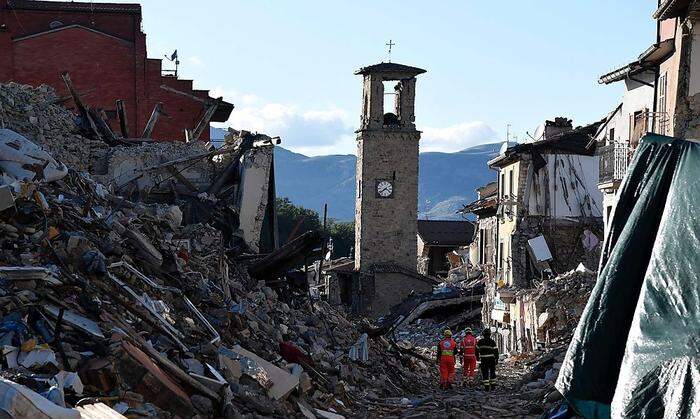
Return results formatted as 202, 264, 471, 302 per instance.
500, 172, 505, 198
630, 110, 648, 148
508, 169, 514, 197
498, 242, 504, 270
608, 128, 615, 144
658, 73, 668, 135
479, 229, 485, 264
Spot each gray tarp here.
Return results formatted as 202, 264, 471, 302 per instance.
556, 134, 700, 418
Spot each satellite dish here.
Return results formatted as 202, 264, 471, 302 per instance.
499, 141, 509, 155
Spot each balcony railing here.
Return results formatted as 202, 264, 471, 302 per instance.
599, 142, 629, 185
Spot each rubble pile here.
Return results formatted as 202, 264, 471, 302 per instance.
524, 264, 596, 344
0, 83, 109, 173
0, 83, 443, 418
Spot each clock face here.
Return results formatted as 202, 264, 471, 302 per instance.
376, 180, 393, 198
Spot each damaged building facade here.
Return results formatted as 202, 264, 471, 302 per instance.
465, 118, 604, 355
416, 220, 474, 277
0, 0, 232, 141
594, 0, 700, 236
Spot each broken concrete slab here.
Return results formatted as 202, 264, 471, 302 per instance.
44, 305, 105, 339
0, 184, 14, 212
0, 377, 80, 419
0, 128, 68, 183
227, 345, 299, 400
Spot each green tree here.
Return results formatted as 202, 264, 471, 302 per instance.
275, 198, 355, 259
328, 220, 354, 258
276, 197, 322, 245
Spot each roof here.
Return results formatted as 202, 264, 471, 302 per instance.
476, 181, 498, 198
488, 121, 602, 168
460, 194, 498, 216
354, 62, 426, 77
212, 101, 234, 122
6, 0, 141, 13
417, 220, 475, 246
653, 0, 688, 19
599, 39, 675, 84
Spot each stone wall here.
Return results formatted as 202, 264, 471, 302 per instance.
370, 271, 433, 317
354, 129, 420, 271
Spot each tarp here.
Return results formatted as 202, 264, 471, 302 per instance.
556, 134, 700, 418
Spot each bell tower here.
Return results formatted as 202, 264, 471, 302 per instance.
354, 62, 426, 272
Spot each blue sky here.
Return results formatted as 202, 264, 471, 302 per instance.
113, 0, 656, 155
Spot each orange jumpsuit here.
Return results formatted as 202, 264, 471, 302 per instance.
437, 337, 457, 389
461, 334, 477, 379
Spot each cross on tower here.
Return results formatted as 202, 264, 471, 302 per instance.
386, 39, 396, 62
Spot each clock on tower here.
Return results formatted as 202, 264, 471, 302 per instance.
354, 62, 425, 272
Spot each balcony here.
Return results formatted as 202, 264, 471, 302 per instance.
599, 142, 629, 186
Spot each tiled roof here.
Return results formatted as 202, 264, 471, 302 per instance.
7, 0, 141, 14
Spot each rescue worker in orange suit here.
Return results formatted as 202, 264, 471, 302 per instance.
436, 329, 457, 389
476, 328, 499, 391
459, 327, 478, 385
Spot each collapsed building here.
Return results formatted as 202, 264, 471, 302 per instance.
416, 220, 474, 278
464, 118, 604, 355
0, 74, 461, 417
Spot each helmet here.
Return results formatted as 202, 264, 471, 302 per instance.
465, 327, 473, 334
444, 329, 452, 337
483, 328, 491, 337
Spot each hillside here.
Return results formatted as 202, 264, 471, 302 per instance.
211, 127, 500, 220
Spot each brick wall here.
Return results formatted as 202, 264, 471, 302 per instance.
0, 2, 215, 141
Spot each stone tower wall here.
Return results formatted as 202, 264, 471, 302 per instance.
354, 129, 420, 270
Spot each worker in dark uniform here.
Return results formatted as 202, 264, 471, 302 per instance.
476, 328, 499, 391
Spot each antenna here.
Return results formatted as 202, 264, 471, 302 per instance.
164, 49, 180, 77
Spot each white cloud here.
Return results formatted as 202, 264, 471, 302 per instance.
420, 121, 498, 152
212, 86, 496, 156
187, 56, 204, 67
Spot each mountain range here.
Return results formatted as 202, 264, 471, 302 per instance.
211, 127, 500, 221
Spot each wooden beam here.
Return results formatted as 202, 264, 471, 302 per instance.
248, 230, 325, 278
141, 102, 163, 139
116, 99, 129, 138
190, 97, 222, 141
61, 71, 104, 143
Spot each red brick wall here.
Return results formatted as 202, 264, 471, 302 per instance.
5, 8, 140, 41
0, 2, 215, 141
13, 26, 137, 131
